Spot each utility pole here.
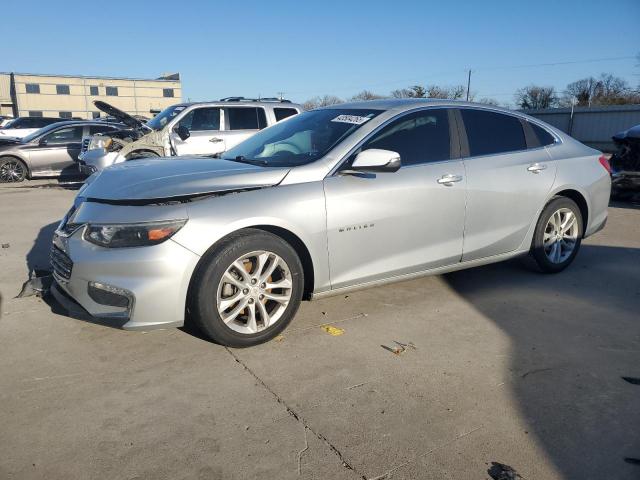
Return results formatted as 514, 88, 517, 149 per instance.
466, 69, 472, 101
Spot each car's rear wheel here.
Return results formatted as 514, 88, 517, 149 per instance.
530, 196, 583, 273
0, 157, 27, 183
189, 229, 304, 347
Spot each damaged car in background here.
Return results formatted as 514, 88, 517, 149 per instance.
609, 123, 640, 199
52, 100, 610, 348
77, 98, 302, 175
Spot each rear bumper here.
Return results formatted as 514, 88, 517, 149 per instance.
52, 231, 200, 330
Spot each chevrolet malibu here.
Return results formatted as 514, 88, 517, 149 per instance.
51, 100, 611, 347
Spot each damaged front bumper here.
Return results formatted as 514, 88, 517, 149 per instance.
50, 227, 200, 331
78, 149, 124, 175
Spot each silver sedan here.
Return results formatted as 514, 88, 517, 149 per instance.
51, 100, 611, 347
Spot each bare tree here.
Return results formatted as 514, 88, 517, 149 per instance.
391, 84, 465, 99
350, 90, 386, 101
477, 97, 500, 106
563, 73, 638, 106
302, 95, 344, 111
515, 85, 558, 109
390, 88, 414, 98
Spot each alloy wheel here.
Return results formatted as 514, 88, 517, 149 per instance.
216, 250, 293, 334
543, 207, 579, 264
0, 160, 25, 182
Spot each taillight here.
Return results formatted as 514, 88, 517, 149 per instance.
598, 154, 612, 174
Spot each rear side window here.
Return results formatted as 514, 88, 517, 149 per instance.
89, 125, 116, 135
461, 109, 526, 156
274, 108, 298, 122
227, 107, 267, 130
530, 122, 555, 146
179, 107, 221, 131
362, 109, 451, 166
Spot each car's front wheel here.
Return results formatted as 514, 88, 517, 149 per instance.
530, 196, 583, 273
0, 157, 27, 183
189, 229, 304, 347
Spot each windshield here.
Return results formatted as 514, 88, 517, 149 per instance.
146, 105, 188, 131
221, 108, 382, 167
21, 123, 67, 143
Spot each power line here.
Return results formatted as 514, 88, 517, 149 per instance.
286, 54, 637, 99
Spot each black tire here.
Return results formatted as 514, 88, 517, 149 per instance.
125, 150, 159, 160
0, 157, 27, 183
529, 196, 583, 273
189, 229, 304, 347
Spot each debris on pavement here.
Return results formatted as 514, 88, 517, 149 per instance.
622, 376, 640, 385
320, 324, 344, 336
16, 269, 53, 298
381, 340, 417, 355
487, 462, 523, 480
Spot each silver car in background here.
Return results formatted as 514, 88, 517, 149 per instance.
78, 98, 302, 175
52, 99, 611, 347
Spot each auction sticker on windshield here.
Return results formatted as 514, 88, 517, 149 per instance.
331, 114, 372, 125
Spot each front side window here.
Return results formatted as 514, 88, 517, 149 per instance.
222, 108, 382, 167
42, 126, 83, 144
274, 108, 299, 122
106, 86, 118, 96
361, 109, 451, 166
59, 111, 72, 119
226, 107, 267, 130
178, 107, 221, 131
90, 85, 99, 96
461, 109, 526, 157
26, 84, 40, 94
56, 85, 70, 95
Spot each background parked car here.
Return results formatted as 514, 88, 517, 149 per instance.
0, 116, 69, 139
0, 121, 122, 182
0, 115, 14, 128
77, 98, 302, 174
610, 123, 640, 199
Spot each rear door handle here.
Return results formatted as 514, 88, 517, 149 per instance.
209, 137, 223, 143
527, 163, 547, 173
437, 174, 463, 186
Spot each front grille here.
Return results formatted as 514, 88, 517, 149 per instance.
80, 137, 91, 153
50, 245, 73, 280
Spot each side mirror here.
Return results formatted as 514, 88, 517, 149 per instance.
39, 138, 48, 146
174, 125, 190, 141
347, 149, 401, 173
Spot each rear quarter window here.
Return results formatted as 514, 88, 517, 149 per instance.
530, 122, 556, 146
274, 108, 299, 122
227, 107, 267, 130
461, 109, 526, 156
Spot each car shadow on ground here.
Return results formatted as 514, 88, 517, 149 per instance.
443, 244, 640, 479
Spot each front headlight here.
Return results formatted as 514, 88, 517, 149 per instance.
84, 220, 187, 248
88, 135, 113, 151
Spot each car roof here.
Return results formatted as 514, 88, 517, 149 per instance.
172, 101, 303, 109
322, 98, 515, 112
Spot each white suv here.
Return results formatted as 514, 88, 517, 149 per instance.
78, 98, 302, 174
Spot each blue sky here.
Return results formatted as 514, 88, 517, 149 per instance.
3, 0, 639, 105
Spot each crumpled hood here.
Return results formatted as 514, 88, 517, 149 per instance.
81, 158, 290, 202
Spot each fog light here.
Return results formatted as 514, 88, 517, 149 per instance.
88, 282, 133, 308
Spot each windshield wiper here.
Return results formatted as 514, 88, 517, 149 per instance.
228, 155, 268, 166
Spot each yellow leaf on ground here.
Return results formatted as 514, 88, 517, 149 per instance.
320, 325, 344, 336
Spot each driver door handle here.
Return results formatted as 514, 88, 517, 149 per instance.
437, 174, 463, 186
527, 162, 547, 173
209, 137, 223, 143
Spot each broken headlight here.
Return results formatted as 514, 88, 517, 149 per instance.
84, 220, 187, 248
88, 135, 113, 151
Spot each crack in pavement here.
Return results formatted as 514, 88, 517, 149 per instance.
225, 347, 367, 479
